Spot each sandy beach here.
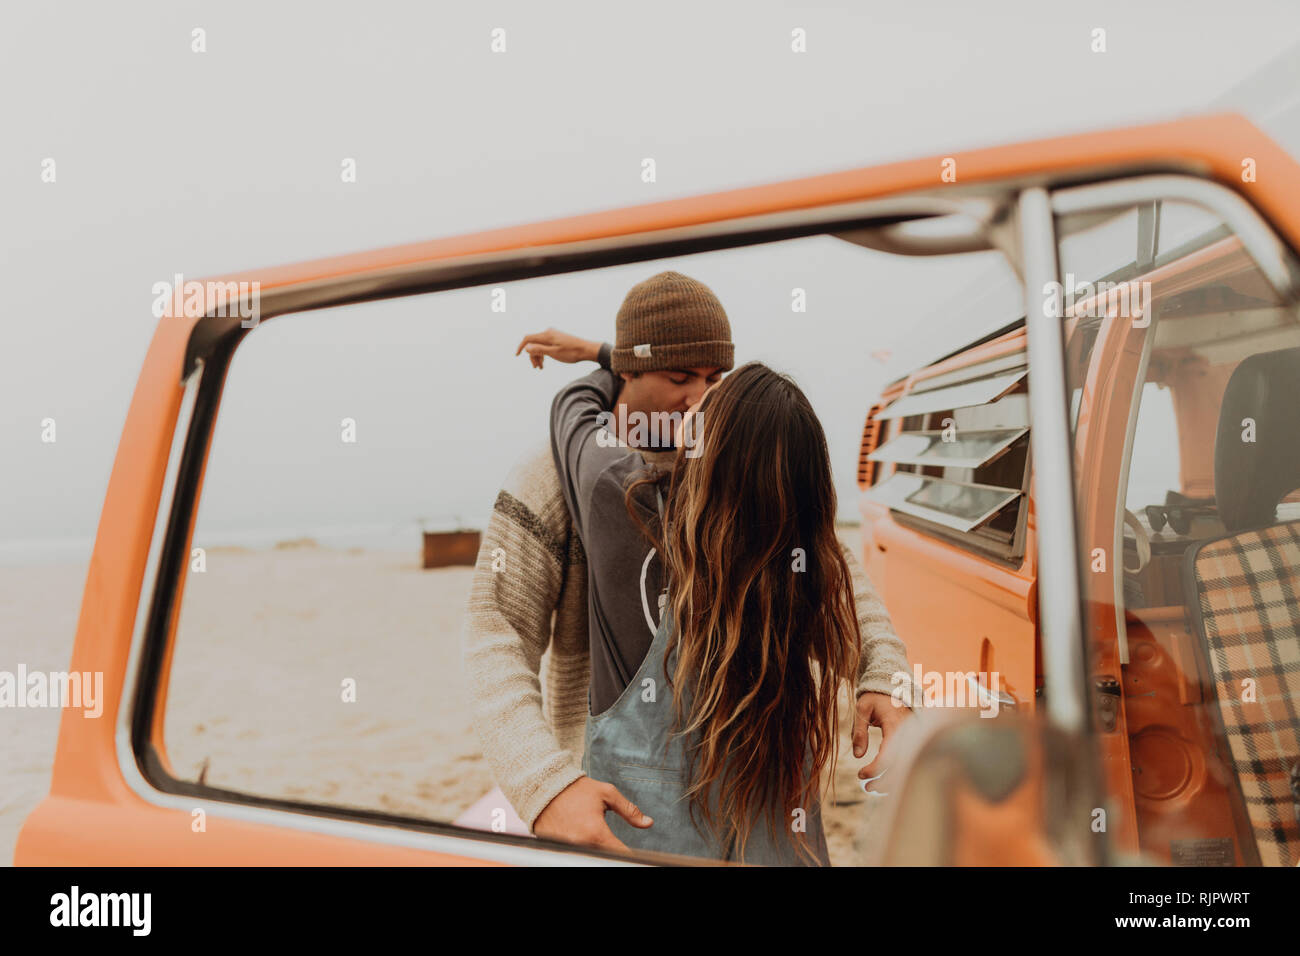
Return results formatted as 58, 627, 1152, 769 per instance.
0, 560, 88, 866
2, 540, 887, 865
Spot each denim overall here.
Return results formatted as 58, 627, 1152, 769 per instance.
581, 490, 831, 866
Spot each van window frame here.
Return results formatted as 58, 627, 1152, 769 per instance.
116, 170, 1275, 865
118, 189, 1040, 865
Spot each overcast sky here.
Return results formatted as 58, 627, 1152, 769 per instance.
4, 1, 1300, 560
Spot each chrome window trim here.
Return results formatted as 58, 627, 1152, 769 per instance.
1110, 318, 1157, 667
1018, 186, 1090, 735
864, 472, 1022, 533
182, 190, 1021, 379
906, 349, 1028, 393
115, 364, 202, 804
876, 369, 1028, 420
1051, 175, 1300, 306
867, 426, 1029, 470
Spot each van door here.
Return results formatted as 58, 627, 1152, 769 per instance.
859, 338, 1037, 717
1051, 186, 1300, 865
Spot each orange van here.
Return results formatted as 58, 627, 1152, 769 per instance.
15, 113, 1300, 866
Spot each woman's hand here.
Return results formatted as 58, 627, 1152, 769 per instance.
515, 329, 602, 369
532, 776, 653, 851
854, 690, 912, 782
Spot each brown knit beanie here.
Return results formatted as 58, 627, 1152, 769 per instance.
610, 271, 735, 374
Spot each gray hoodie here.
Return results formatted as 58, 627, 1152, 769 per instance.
550, 346, 671, 715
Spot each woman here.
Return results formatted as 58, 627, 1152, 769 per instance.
549, 344, 862, 865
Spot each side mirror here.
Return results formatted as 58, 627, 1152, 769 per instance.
858, 708, 1105, 866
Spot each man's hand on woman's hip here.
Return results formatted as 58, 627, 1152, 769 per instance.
532, 775, 653, 852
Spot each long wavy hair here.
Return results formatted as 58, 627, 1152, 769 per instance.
625, 361, 861, 863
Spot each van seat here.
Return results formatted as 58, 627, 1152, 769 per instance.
1185, 520, 1300, 866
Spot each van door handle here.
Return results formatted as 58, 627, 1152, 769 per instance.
967, 674, 1017, 711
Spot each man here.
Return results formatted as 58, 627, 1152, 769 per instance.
461, 270, 912, 852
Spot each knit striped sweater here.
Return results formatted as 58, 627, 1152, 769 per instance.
461, 441, 913, 831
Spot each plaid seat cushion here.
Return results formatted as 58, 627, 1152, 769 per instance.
1185, 520, 1300, 867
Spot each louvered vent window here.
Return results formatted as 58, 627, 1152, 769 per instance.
864, 351, 1031, 558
